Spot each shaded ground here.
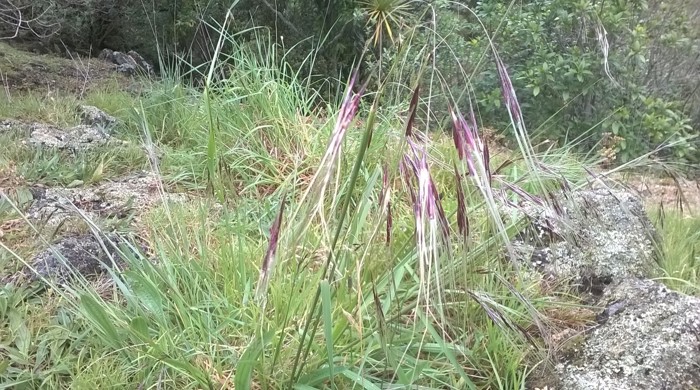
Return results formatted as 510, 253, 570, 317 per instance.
0, 42, 142, 97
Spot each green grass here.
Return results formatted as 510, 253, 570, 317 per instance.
1, 21, 699, 390
651, 208, 700, 295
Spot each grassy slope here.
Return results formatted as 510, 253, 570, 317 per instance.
0, 37, 698, 390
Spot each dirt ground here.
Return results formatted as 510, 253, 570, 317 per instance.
612, 173, 700, 215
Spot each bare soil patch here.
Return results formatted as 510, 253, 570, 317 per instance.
616, 173, 700, 215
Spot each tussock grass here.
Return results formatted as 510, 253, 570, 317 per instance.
651, 209, 700, 295
1, 9, 698, 390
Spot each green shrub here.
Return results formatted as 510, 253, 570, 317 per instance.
469, 0, 698, 164
375, 0, 699, 166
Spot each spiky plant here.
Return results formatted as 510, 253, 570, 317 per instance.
360, 0, 414, 47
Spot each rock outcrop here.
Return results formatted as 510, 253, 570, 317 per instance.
27, 171, 187, 231
556, 278, 700, 390
28, 123, 112, 150
4, 105, 123, 152
511, 188, 700, 390
98, 49, 154, 76
78, 104, 119, 129
514, 189, 661, 294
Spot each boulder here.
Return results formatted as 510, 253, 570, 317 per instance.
555, 278, 700, 390
512, 188, 661, 295
512, 187, 700, 389
98, 48, 154, 76
127, 50, 154, 74
97, 48, 114, 62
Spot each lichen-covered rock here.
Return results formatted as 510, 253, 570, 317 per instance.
0, 119, 26, 133
512, 189, 661, 293
5, 106, 121, 151
126, 50, 154, 75
78, 105, 118, 130
27, 171, 187, 230
9, 233, 139, 285
97, 48, 114, 62
556, 278, 700, 390
28, 123, 112, 150
98, 48, 153, 76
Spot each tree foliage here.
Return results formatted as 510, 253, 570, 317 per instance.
381, 0, 699, 164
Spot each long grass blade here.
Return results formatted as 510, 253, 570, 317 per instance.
320, 280, 335, 382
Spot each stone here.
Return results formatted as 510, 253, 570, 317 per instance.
78, 105, 118, 130
510, 187, 700, 389
555, 278, 700, 390
26, 171, 187, 230
98, 49, 153, 76
111, 51, 137, 67
127, 50, 154, 74
6, 106, 120, 151
10, 233, 142, 286
511, 188, 661, 295
28, 123, 111, 151
98, 48, 114, 62
109, 51, 138, 75
0, 119, 27, 133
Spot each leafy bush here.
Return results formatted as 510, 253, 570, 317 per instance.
376, 0, 698, 165
468, 0, 698, 163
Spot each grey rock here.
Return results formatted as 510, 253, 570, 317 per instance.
109, 51, 138, 75
99, 49, 153, 76
111, 51, 137, 67
27, 171, 187, 230
26, 186, 99, 228
556, 278, 700, 390
511, 189, 660, 293
127, 50, 154, 75
78, 105, 118, 130
98, 48, 114, 62
115, 63, 137, 75
7, 106, 120, 151
509, 188, 700, 389
28, 123, 112, 151
13, 233, 140, 285
0, 119, 27, 133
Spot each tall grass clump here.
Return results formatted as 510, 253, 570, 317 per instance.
1, 6, 609, 390
652, 208, 700, 295
119, 20, 328, 197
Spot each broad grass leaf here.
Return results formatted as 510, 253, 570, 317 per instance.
340, 370, 382, 390
79, 294, 122, 349
129, 316, 151, 342
235, 331, 272, 390
296, 365, 350, 387
162, 357, 213, 389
